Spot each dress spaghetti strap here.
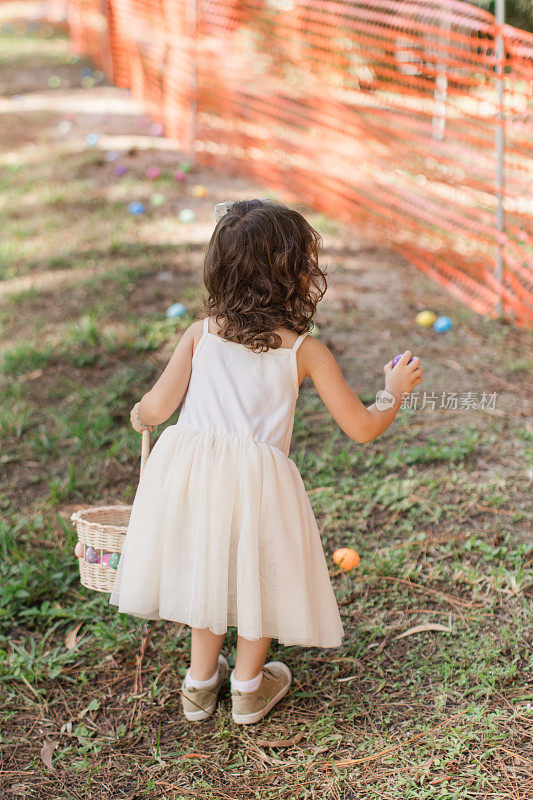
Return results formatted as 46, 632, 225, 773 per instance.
292, 332, 308, 352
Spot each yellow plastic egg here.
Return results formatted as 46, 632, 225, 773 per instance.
416, 310, 437, 327
333, 548, 360, 571
192, 184, 208, 198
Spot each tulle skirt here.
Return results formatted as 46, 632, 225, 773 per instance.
108, 423, 344, 648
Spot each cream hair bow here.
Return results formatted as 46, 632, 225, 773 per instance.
214, 197, 273, 223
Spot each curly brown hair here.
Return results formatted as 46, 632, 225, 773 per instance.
203, 199, 326, 352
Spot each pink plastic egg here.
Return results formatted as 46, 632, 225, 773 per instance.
147, 166, 160, 180
102, 553, 111, 567
74, 541, 85, 558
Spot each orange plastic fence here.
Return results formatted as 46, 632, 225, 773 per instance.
45, 1, 533, 326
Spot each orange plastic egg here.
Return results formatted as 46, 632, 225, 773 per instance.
333, 548, 360, 571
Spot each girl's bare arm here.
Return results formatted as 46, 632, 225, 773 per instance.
134, 320, 204, 426
299, 336, 423, 444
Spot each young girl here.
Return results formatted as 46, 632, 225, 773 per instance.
109, 199, 423, 725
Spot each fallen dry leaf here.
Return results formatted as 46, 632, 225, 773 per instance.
65, 622, 83, 651
255, 731, 305, 748
393, 622, 452, 640
181, 752, 210, 759
40, 739, 59, 772
19, 369, 43, 382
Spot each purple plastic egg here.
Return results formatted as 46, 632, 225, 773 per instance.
114, 165, 127, 177
392, 353, 414, 368
85, 546, 98, 564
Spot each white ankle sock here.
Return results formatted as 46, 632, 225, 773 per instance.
184, 664, 219, 690
230, 668, 263, 693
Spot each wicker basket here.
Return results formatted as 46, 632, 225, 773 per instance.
70, 429, 151, 593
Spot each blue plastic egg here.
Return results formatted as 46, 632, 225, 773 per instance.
128, 202, 146, 215
433, 316, 452, 333
86, 133, 99, 147
166, 302, 187, 319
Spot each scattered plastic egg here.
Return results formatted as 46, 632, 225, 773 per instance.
86, 133, 99, 147
150, 123, 164, 136
48, 75, 61, 88
416, 310, 437, 327
57, 120, 72, 135
114, 165, 127, 177
333, 548, 360, 571
105, 150, 120, 162
192, 184, 208, 198
128, 201, 146, 215
147, 166, 160, 180
433, 316, 452, 332
150, 193, 165, 207
178, 208, 195, 223
174, 170, 186, 182
166, 302, 187, 319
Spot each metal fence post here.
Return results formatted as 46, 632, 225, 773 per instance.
187, 0, 198, 163
495, 0, 505, 316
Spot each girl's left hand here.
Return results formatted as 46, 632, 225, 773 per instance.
130, 402, 154, 433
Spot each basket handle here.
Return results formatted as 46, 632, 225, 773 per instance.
140, 428, 151, 476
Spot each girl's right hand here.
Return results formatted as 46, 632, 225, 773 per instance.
384, 351, 423, 399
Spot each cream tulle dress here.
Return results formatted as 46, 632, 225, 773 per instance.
109, 316, 344, 647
